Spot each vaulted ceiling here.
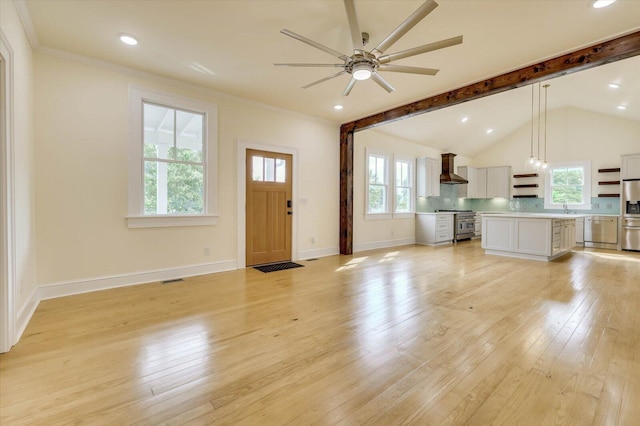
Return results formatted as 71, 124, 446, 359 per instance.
20, 0, 640, 155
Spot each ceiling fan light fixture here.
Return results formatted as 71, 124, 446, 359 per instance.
352, 64, 373, 80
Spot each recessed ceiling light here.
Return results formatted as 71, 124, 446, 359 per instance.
119, 34, 138, 46
608, 83, 620, 89
486, 128, 493, 134
592, 0, 616, 8
334, 105, 344, 110
461, 116, 469, 123
617, 105, 627, 110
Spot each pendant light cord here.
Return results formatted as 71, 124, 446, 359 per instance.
530, 84, 534, 158
543, 84, 549, 164
537, 82, 542, 160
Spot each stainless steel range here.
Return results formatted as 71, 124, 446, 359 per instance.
437, 210, 475, 241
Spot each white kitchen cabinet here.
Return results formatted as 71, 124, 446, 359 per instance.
482, 214, 576, 261
416, 157, 441, 197
553, 219, 576, 255
457, 166, 509, 198
486, 166, 511, 198
621, 153, 640, 180
482, 216, 514, 251
415, 213, 453, 246
575, 217, 584, 245
457, 166, 471, 198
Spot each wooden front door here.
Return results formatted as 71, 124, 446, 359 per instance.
246, 149, 293, 266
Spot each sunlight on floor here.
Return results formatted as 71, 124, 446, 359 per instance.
582, 250, 640, 263
378, 251, 399, 263
336, 256, 368, 272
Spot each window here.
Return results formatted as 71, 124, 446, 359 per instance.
394, 158, 414, 215
365, 149, 415, 219
128, 88, 218, 228
367, 153, 388, 215
252, 155, 286, 182
544, 161, 591, 210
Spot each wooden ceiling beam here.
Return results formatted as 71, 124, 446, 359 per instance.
339, 30, 640, 255
348, 30, 640, 132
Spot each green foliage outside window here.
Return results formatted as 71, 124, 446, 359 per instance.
144, 144, 204, 215
551, 167, 584, 204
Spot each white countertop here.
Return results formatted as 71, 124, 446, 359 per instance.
480, 212, 586, 219
415, 212, 455, 215
478, 212, 620, 218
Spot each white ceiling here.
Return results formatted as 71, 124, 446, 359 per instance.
22, 0, 640, 156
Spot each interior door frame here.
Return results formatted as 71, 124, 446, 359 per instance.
237, 141, 298, 269
0, 30, 16, 353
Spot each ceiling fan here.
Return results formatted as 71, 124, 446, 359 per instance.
275, 0, 463, 96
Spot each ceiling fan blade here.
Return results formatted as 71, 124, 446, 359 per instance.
371, 73, 396, 93
378, 35, 463, 64
343, 0, 363, 50
372, 0, 438, 56
378, 64, 439, 75
302, 70, 347, 89
343, 77, 357, 96
281, 29, 350, 61
275, 63, 345, 68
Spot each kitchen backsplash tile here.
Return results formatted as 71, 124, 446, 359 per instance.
416, 185, 620, 215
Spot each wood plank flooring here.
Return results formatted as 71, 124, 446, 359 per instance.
1, 241, 640, 425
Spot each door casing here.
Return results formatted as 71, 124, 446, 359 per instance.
236, 141, 298, 269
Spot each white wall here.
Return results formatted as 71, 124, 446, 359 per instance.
33, 52, 339, 290
0, 1, 38, 327
472, 107, 640, 196
353, 128, 470, 251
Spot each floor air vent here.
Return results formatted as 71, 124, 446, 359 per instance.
162, 278, 184, 284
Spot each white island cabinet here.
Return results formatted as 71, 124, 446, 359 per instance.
482, 213, 581, 261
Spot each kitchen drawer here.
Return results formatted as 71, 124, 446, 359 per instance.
553, 227, 561, 241
436, 221, 451, 231
436, 215, 451, 224
435, 230, 451, 242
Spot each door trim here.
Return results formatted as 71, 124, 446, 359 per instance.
237, 141, 298, 269
0, 30, 17, 353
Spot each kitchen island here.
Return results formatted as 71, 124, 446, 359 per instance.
481, 213, 583, 261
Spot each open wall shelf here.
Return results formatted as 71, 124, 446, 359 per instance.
597, 167, 620, 198
512, 173, 540, 198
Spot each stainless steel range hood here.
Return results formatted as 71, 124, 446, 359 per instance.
440, 153, 468, 184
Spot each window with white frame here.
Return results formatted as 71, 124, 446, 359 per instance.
128, 88, 218, 228
544, 161, 591, 210
367, 153, 388, 214
394, 158, 414, 214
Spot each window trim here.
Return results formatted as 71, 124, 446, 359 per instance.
365, 148, 391, 220
543, 160, 592, 210
127, 87, 218, 228
393, 155, 415, 218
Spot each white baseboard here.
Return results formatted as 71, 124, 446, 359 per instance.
298, 247, 340, 260
37, 259, 238, 301
16, 287, 39, 343
353, 238, 415, 253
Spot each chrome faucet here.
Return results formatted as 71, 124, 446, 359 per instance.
563, 200, 569, 214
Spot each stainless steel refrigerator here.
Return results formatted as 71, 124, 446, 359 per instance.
622, 179, 640, 251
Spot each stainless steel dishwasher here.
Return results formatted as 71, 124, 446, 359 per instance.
584, 216, 618, 249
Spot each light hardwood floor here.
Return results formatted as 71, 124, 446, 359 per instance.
1, 241, 640, 425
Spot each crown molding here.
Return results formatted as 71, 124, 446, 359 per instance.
12, 0, 39, 49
